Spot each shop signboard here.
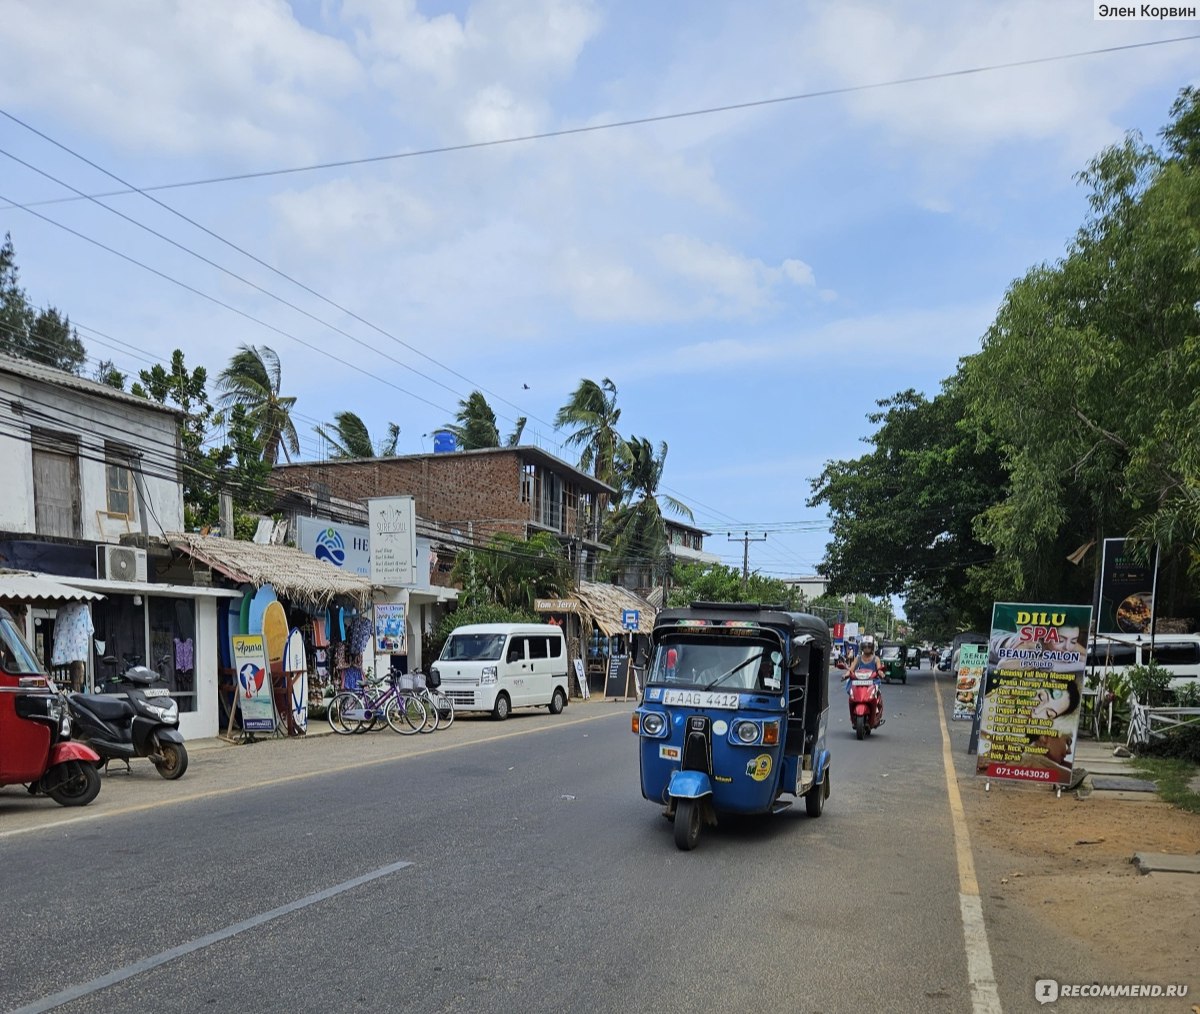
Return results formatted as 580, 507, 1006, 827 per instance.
296, 516, 370, 577
975, 602, 1091, 786
952, 643, 987, 721
232, 634, 276, 732
368, 496, 417, 587
374, 602, 406, 654
573, 658, 590, 700
1097, 538, 1158, 636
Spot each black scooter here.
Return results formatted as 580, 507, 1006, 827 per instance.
67, 656, 188, 780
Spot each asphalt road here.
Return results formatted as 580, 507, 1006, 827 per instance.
0, 668, 1070, 1013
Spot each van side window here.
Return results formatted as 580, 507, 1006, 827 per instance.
1149, 644, 1200, 666
548, 636, 562, 658
506, 638, 526, 664
528, 637, 549, 660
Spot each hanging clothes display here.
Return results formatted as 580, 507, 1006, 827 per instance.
51, 603, 94, 666
174, 637, 194, 673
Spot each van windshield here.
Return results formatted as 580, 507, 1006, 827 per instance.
441, 633, 507, 662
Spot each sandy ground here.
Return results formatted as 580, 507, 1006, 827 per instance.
962, 778, 1200, 995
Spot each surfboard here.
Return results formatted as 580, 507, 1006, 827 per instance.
262, 601, 288, 666
238, 590, 253, 636
284, 627, 307, 673
285, 628, 309, 734
248, 584, 278, 636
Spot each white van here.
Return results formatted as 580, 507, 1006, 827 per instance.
431, 624, 569, 720
1088, 634, 1200, 691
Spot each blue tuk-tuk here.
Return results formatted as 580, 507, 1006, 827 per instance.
633, 602, 832, 850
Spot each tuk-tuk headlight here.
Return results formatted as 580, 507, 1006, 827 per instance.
639, 712, 667, 738
732, 720, 760, 745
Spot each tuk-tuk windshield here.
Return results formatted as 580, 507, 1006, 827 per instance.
647, 637, 783, 692
0, 614, 42, 674
879, 644, 903, 661
440, 633, 506, 662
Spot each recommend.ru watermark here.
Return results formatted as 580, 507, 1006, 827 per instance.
1036, 979, 1190, 1003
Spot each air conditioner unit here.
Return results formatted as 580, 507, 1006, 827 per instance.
98, 545, 147, 583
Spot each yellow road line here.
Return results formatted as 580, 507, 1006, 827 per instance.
934, 672, 1003, 1014
0, 709, 623, 840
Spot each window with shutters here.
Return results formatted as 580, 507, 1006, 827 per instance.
31, 429, 81, 538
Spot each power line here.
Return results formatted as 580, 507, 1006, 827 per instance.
4, 36, 1194, 205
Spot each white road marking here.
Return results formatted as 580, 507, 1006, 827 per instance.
9, 859, 414, 1014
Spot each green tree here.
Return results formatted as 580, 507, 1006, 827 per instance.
667, 560, 794, 608
555, 377, 624, 492
93, 359, 126, 390
0, 234, 86, 374
603, 438, 693, 585
315, 411, 400, 458
808, 385, 1002, 628
962, 88, 1200, 612
443, 391, 500, 449
215, 344, 300, 464
451, 531, 570, 611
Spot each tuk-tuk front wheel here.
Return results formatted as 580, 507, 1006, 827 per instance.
855, 715, 866, 740
46, 760, 101, 807
806, 770, 828, 818
673, 798, 702, 850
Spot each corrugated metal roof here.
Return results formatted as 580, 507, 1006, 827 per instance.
0, 352, 181, 415
0, 570, 106, 602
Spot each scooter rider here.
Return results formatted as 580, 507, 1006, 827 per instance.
843, 635, 884, 724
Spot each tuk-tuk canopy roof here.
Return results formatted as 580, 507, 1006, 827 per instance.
654, 602, 830, 646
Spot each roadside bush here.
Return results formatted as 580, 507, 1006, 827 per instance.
1126, 661, 1175, 707
1140, 723, 1200, 763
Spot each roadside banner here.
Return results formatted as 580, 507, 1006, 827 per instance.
952, 643, 987, 721
975, 602, 1091, 786
1097, 538, 1158, 636
232, 634, 276, 732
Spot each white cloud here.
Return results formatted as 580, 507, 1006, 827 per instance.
0, 0, 363, 160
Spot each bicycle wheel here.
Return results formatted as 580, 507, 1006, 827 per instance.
328, 692, 365, 735
433, 689, 455, 729
386, 693, 426, 735
418, 691, 439, 733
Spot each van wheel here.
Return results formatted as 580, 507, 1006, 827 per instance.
492, 693, 511, 721
549, 688, 566, 715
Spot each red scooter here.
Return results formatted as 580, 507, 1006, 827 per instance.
0, 607, 102, 807
838, 659, 884, 740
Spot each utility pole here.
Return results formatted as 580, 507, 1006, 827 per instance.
728, 530, 768, 591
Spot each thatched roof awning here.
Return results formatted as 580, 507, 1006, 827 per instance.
571, 581, 656, 636
168, 533, 376, 609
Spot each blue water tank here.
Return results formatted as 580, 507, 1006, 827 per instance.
432, 430, 457, 454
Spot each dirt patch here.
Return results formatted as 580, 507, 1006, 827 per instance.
963, 781, 1200, 990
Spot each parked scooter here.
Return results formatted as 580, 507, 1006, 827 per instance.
0, 606, 102, 807
68, 655, 188, 779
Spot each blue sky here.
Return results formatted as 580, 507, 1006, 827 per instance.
1, 1, 1196, 583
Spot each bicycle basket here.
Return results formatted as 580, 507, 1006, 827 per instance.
425, 668, 441, 688
412, 671, 427, 690
398, 673, 416, 691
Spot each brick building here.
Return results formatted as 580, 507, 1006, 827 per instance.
269, 446, 615, 582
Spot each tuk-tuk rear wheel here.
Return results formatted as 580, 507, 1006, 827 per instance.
805, 771, 828, 818
46, 760, 101, 807
673, 799, 702, 850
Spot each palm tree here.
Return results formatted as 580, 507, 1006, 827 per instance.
555, 378, 624, 490
314, 412, 400, 459
604, 437, 694, 586
215, 344, 299, 464
443, 391, 524, 450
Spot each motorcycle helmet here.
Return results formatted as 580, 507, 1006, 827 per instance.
860, 636, 876, 651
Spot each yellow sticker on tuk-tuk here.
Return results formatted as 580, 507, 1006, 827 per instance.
747, 754, 772, 781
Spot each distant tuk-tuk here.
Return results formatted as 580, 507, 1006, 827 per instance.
632, 602, 832, 850
879, 642, 907, 684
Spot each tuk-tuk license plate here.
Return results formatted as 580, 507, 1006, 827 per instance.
661, 689, 739, 709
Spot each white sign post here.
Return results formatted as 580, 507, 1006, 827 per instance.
369, 496, 417, 587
